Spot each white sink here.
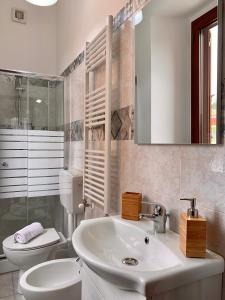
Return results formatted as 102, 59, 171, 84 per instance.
72, 216, 224, 296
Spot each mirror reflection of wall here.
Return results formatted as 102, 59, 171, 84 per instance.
134, 0, 220, 145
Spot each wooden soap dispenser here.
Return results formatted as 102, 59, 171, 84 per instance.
179, 198, 207, 258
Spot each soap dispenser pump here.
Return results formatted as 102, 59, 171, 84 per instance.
179, 198, 207, 258
180, 198, 198, 218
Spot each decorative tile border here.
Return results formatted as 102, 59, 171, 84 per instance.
64, 120, 84, 142
64, 123, 71, 142
65, 106, 134, 142
114, 0, 150, 30
71, 120, 84, 141
61, 52, 85, 77
90, 105, 134, 141
111, 105, 134, 140
114, 7, 126, 30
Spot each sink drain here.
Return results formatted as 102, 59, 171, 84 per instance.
122, 257, 139, 266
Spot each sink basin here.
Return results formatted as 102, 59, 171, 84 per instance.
72, 216, 224, 296
74, 216, 179, 272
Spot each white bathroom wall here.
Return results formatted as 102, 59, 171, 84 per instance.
150, 16, 191, 144
0, 0, 57, 75
189, 0, 217, 22
0, 0, 124, 75
56, 0, 124, 74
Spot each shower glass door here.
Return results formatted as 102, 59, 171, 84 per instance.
0, 71, 64, 258
0, 73, 28, 258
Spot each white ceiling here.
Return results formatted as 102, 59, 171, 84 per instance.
147, 0, 216, 17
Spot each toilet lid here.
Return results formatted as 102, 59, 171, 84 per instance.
3, 228, 60, 251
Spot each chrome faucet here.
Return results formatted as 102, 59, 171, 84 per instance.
139, 202, 168, 233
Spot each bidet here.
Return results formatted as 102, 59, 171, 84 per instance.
20, 258, 81, 300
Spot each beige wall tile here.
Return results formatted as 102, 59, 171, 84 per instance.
69, 141, 84, 172
70, 65, 84, 122
118, 141, 181, 231
180, 145, 225, 214
64, 76, 71, 125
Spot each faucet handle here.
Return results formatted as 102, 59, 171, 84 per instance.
139, 213, 155, 219
78, 199, 92, 212
153, 205, 162, 216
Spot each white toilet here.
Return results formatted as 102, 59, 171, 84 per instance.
3, 170, 83, 298
3, 229, 67, 281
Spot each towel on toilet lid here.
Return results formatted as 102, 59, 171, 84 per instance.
14, 223, 44, 244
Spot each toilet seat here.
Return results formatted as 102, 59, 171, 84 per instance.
3, 228, 60, 251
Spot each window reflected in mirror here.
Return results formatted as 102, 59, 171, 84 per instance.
134, 0, 221, 145
192, 7, 218, 144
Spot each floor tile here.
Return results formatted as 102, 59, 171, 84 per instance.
14, 294, 25, 300
12, 272, 19, 294
0, 273, 14, 298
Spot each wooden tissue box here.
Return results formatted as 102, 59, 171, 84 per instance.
121, 192, 142, 221
180, 213, 207, 258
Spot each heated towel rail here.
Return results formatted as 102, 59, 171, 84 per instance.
83, 16, 113, 216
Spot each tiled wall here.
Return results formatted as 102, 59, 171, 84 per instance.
64, 20, 135, 216
64, 2, 225, 297
64, 62, 85, 172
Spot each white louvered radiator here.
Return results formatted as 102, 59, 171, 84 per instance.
83, 16, 113, 216
0, 129, 64, 199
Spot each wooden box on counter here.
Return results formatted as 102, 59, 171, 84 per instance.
121, 192, 142, 221
180, 213, 207, 258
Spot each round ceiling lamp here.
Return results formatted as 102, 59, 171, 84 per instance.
25, 0, 58, 6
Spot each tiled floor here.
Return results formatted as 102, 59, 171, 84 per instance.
0, 272, 25, 300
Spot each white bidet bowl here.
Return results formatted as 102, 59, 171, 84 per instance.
20, 258, 81, 300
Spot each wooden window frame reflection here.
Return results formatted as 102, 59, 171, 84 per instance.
191, 7, 218, 144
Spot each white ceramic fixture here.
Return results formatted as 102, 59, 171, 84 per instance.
59, 169, 83, 240
20, 258, 81, 300
3, 229, 67, 293
25, 0, 58, 6
72, 216, 224, 297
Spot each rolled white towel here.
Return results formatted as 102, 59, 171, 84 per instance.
14, 223, 44, 244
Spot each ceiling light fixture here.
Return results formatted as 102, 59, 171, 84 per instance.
25, 0, 58, 7
36, 99, 42, 104
133, 10, 143, 26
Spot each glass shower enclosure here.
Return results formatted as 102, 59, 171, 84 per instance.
0, 70, 64, 258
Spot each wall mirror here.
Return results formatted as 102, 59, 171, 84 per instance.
134, 0, 222, 145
